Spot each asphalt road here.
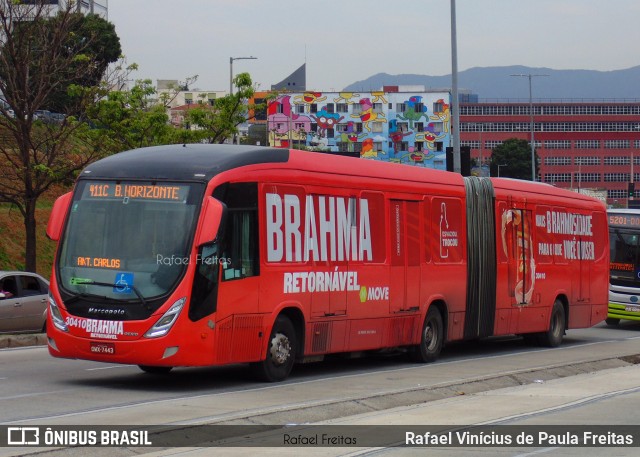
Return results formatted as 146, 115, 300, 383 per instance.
0, 321, 639, 457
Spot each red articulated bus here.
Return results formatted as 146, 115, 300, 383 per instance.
46, 144, 609, 381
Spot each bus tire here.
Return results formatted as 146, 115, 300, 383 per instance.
538, 300, 566, 347
410, 307, 443, 363
605, 317, 620, 326
138, 365, 173, 374
251, 316, 296, 382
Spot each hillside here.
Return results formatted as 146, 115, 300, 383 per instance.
344, 65, 640, 100
0, 191, 66, 279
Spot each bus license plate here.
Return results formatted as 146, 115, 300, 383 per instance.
90, 342, 115, 355
624, 305, 640, 313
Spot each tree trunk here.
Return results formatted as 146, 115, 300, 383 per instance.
24, 198, 38, 273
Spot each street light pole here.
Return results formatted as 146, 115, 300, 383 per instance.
229, 56, 257, 95
497, 163, 507, 177
450, 0, 461, 173
510, 73, 548, 181
229, 56, 257, 144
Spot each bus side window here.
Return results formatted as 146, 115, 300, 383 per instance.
216, 182, 260, 281
221, 210, 259, 280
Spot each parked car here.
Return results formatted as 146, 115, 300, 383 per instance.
34, 110, 52, 122
0, 271, 49, 334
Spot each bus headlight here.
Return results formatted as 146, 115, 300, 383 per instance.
49, 293, 68, 332
144, 297, 186, 338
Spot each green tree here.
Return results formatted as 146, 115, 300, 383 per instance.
45, 12, 122, 113
0, 1, 121, 272
184, 72, 258, 143
489, 138, 539, 180
86, 78, 185, 154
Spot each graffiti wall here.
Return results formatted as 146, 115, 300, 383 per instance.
267, 91, 451, 170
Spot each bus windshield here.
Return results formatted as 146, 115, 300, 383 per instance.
57, 180, 204, 302
609, 227, 640, 287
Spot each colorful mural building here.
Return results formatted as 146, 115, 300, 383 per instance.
264, 88, 452, 170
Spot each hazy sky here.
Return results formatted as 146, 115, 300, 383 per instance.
108, 0, 640, 92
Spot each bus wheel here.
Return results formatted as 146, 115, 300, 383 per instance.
252, 316, 296, 382
410, 307, 443, 363
138, 365, 173, 374
605, 318, 620, 326
538, 300, 566, 347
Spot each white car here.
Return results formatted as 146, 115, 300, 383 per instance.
0, 271, 49, 334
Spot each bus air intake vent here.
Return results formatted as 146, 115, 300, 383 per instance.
311, 322, 331, 353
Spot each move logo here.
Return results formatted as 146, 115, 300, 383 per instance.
359, 285, 390, 303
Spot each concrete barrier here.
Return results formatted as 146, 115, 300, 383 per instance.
0, 333, 47, 349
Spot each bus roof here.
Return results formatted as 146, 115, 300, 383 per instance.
607, 208, 640, 214
80, 144, 465, 187
81, 144, 289, 181
78, 145, 603, 208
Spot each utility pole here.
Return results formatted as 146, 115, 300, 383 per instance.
450, 0, 461, 173
510, 73, 549, 181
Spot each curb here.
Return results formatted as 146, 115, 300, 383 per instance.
0, 333, 47, 349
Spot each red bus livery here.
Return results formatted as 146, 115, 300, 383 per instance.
46, 145, 609, 381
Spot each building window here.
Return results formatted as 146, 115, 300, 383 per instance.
604, 173, 631, 182
295, 104, 305, 114
352, 104, 362, 115
608, 189, 628, 199
574, 173, 601, 183
336, 103, 348, 113
543, 173, 572, 183
544, 140, 571, 149
605, 139, 630, 149
326, 103, 335, 113
575, 140, 601, 149
310, 104, 318, 113
575, 156, 600, 166
397, 122, 409, 133
544, 157, 571, 166
430, 122, 444, 134
396, 103, 406, 113
433, 101, 444, 113
372, 122, 383, 133
373, 103, 383, 113
604, 157, 630, 166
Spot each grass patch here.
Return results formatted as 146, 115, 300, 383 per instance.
0, 187, 68, 277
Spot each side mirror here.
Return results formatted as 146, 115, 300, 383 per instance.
195, 197, 225, 247
46, 192, 73, 241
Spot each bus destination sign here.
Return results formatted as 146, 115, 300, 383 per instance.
609, 213, 640, 228
83, 183, 189, 202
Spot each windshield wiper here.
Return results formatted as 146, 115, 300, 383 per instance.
70, 280, 149, 310
64, 292, 109, 305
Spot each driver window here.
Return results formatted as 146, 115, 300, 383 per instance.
0, 276, 17, 299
